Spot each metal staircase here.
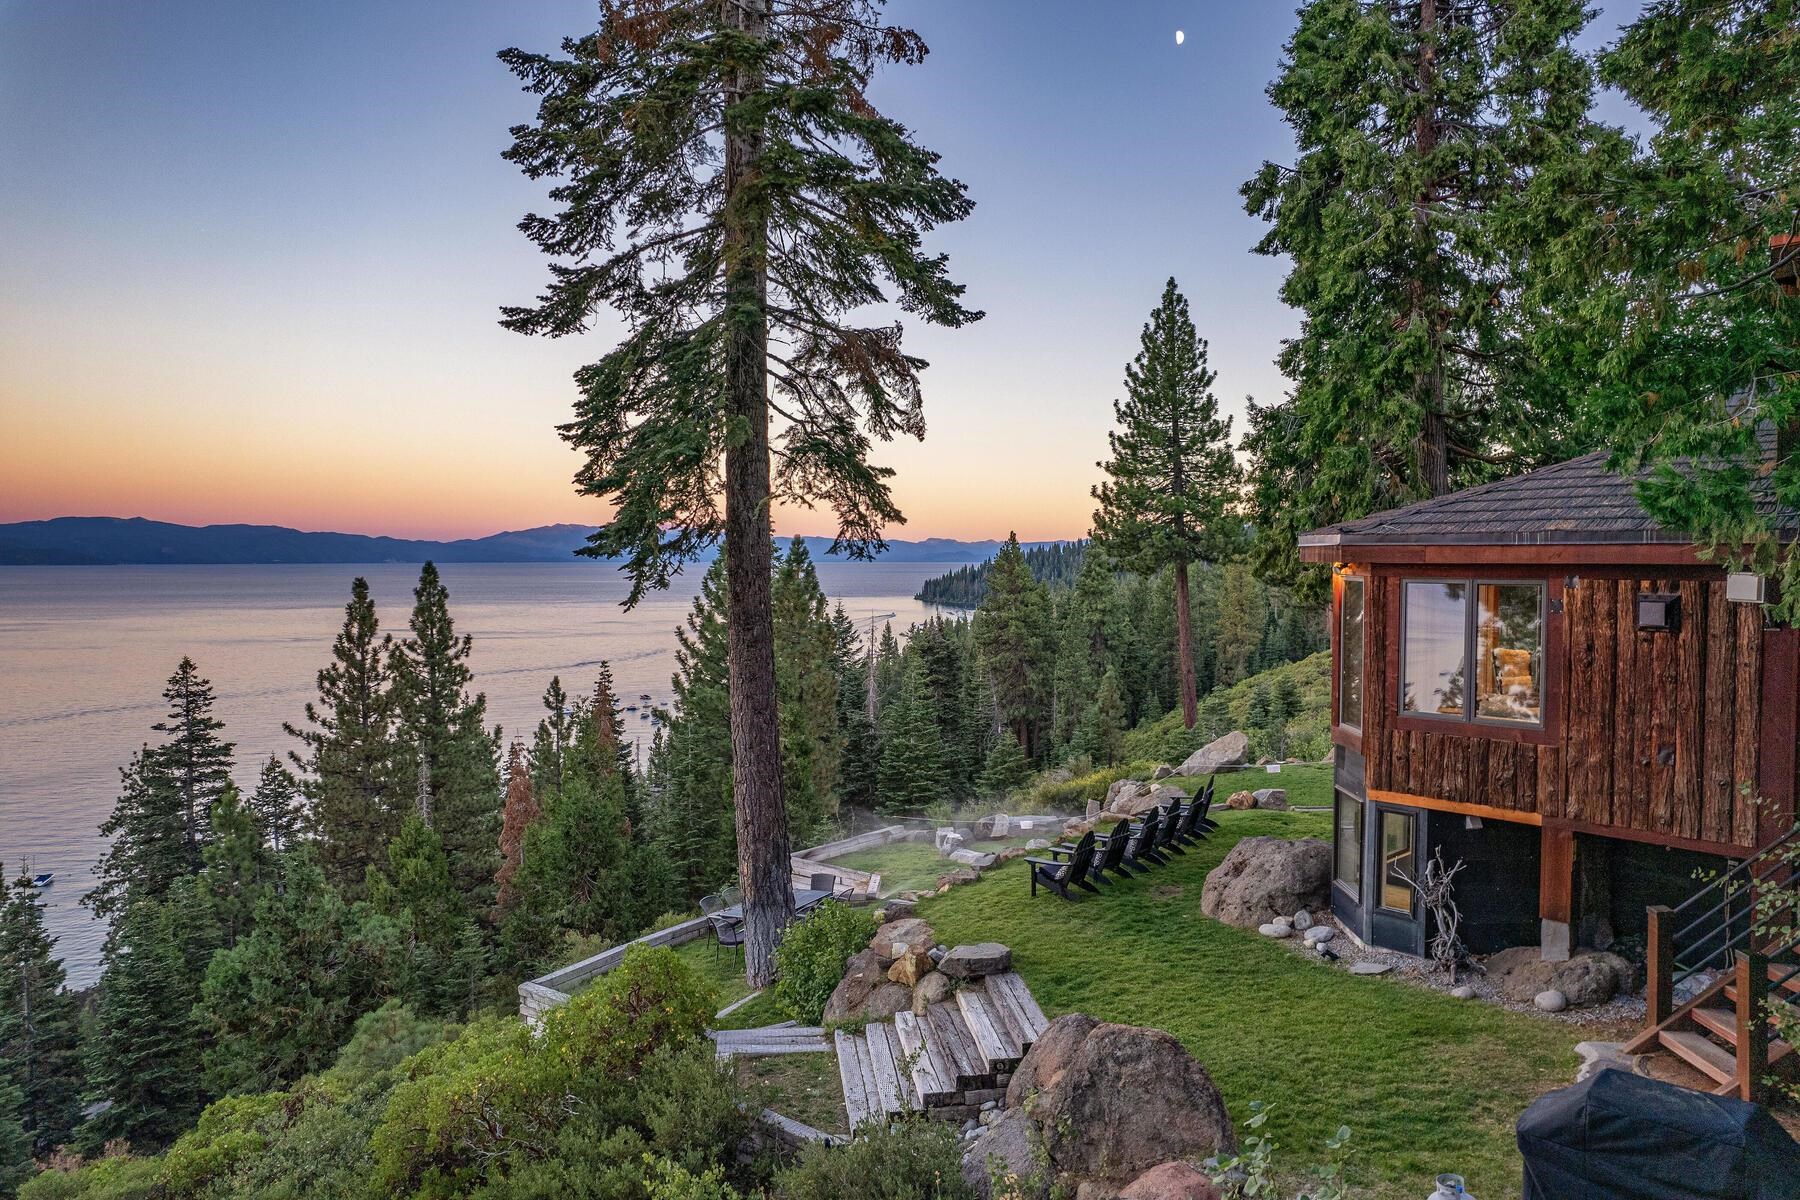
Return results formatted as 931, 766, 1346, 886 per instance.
1626, 824, 1800, 1101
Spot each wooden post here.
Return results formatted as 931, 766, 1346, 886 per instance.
1736, 949, 1770, 1104
1540, 825, 1576, 961
1647, 905, 1674, 1028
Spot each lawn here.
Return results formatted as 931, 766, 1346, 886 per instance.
829, 840, 952, 897
1218, 760, 1331, 808
736, 1052, 849, 1136
916, 808, 1578, 1200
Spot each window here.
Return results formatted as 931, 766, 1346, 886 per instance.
1379, 810, 1414, 913
1334, 790, 1362, 899
1338, 577, 1366, 730
1401, 579, 1544, 727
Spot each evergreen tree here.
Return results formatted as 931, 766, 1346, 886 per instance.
1084, 668, 1128, 768
528, 676, 578, 797
1052, 552, 1117, 750
198, 785, 269, 952
1247, 685, 1276, 741
974, 535, 1053, 758
655, 559, 738, 904
370, 816, 479, 1017
876, 665, 948, 813
247, 756, 301, 855
1242, 0, 1623, 597
1579, 0, 1800, 612
501, 0, 978, 986
87, 745, 187, 925
495, 741, 540, 909
975, 729, 1029, 799
1213, 563, 1267, 688
0, 870, 82, 1155
773, 539, 844, 839
151, 657, 235, 868
287, 577, 399, 895
0, 1077, 31, 1199
829, 606, 880, 811
1092, 278, 1241, 730
388, 563, 501, 910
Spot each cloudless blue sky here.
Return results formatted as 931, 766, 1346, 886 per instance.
0, 1, 1648, 540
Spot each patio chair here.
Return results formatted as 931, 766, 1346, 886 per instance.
809, 871, 851, 899
708, 912, 745, 961
1128, 807, 1170, 868
700, 893, 727, 916
1028, 832, 1100, 900
1192, 778, 1220, 833
1064, 818, 1133, 883
720, 884, 744, 908
1154, 799, 1188, 856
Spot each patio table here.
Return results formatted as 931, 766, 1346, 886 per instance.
716, 887, 830, 928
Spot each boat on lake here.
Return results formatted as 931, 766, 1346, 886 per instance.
29, 872, 53, 888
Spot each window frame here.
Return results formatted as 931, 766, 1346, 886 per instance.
1398, 576, 1547, 731
1337, 575, 1367, 733
1332, 788, 1363, 902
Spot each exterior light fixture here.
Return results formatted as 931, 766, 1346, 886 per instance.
1727, 572, 1772, 605
1636, 592, 1680, 633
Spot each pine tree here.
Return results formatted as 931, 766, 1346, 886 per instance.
974, 535, 1053, 758
1084, 668, 1128, 768
830, 606, 880, 811
1092, 278, 1241, 730
773, 539, 844, 839
1213, 563, 1267, 688
287, 577, 399, 895
0, 1078, 31, 1200
198, 785, 269, 951
247, 756, 301, 855
975, 729, 1029, 799
528, 676, 578, 796
1052, 553, 1117, 750
1242, 0, 1623, 597
876, 665, 948, 813
388, 563, 501, 910
655, 558, 738, 904
152, 657, 236, 868
495, 741, 540, 909
0, 870, 82, 1155
87, 745, 187, 925
501, 0, 978, 986
371, 816, 477, 1017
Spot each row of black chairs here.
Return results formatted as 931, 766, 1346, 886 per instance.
1025, 777, 1220, 900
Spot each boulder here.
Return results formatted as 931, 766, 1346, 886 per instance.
872, 917, 935, 959
912, 970, 953, 1015
888, 949, 933, 987
1252, 788, 1288, 810
1257, 923, 1292, 938
1536, 989, 1569, 1013
997, 846, 1032, 864
1118, 1162, 1222, 1200
873, 898, 916, 924
941, 942, 1013, 979
1114, 784, 1191, 819
949, 848, 999, 869
1450, 985, 1476, 1000
1086, 798, 1102, 820
974, 812, 1012, 839
1064, 818, 1094, 839
823, 949, 914, 1022
1198, 836, 1330, 930
937, 867, 980, 890
1175, 731, 1249, 777
1007, 1013, 1099, 1108
1225, 790, 1257, 811
961, 1109, 1047, 1200
1151, 765, 1175, 782
1303, 927, 1334, 945
1025, 1022, 1235, 1188
1484, 947, 1638, 1008
1292, 909, 1314, 931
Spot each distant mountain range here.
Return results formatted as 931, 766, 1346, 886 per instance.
0, 517, 1046, 567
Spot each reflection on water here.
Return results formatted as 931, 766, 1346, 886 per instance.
0, 561, 953, 986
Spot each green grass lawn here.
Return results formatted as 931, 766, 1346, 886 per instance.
830, 840, 951, 897
917, 808, 1577, 1200
736, 1052, 848, 1135
1219, 760, 1332, 808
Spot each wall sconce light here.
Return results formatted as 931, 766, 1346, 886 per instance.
1636, 592, 1680, 633
1464, 815, 1483, 830
1727, 572, 1773, 605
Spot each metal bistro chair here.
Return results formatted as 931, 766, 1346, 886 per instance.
700, 893, 744, 961
809, 872, 851, 901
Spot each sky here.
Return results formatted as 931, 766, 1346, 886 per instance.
0, 1, 1648, 543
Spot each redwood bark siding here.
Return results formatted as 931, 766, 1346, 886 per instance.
1355, 569, 1783, 852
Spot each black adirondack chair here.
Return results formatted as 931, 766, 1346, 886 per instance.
1186, 777, 1220, 835
1129, 808, 1170, 867
1056, 819, 1132, 884
1170, 790, 1204, 845
1029, 832, 1100, 900
1154, 800, 1188, 855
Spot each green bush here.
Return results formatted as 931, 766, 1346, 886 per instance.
16, 1156, 161, 1200
157, 1092, 286, 1197
545, 944, 717, 1078
326, 1001, 457, 1086
773, 902, 877, 1025
772, 1120, 973, 1200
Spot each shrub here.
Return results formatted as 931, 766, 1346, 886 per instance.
772, 1120, 972, 1200
545, 944, 716, 1078
773, 902, 876, 1025
644, 1154, 743, 1200
157, 1092, 286, 1197
16, 1156, 161, 1200
327, 1001, 456, 1086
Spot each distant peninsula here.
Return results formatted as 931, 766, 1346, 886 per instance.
0, 516, 1043, 567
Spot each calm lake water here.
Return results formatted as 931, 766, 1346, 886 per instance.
0, 561, 952, 986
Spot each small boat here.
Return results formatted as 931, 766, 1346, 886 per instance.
638, 711, 650, 719
29, 872, 53, 889
624, 703, 638, 712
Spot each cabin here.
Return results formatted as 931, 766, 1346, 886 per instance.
1300, 451, 1799, 968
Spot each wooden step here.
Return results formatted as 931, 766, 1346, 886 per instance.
863, 1022, 916, 1114
1659, 1029, 1737, 1084
835, 1030, 877, 1131
925, 1001, 988, 1087
892, 1011, 955, 1106
987, 972, 1048, 1045
956, 988, 1022, 1073
1690, 1007, 1741, 1046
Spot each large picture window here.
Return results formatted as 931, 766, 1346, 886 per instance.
1401, 579, 1544, 727
1334, 790, 1362, 899
1339, 577, 1365, 730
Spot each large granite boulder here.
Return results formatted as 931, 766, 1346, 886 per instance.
1118, 1162, 1222, 1200
823, 948, 913, 1022
1224, 790, 1256, 810
1006, 1013, 1099, 1109
1198, 836, 1330, 929
1113, 783, 1191, 818
871, 917, 935, 960
911, 970, 953, 1015
962, 1109, 1047, 1199
1485, 947, 1639, 1008
940, 942, 1013, 979
1251, 788, 1287, 810
1023, 1022, 1235, 1189
1175, 731, 1249, 777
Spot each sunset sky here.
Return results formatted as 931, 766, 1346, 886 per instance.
0, 1, 1647, 543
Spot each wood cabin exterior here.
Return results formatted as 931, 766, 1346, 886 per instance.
1299, 451, 1800, 966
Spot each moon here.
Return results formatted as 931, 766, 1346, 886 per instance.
1175, 29, 1185, 45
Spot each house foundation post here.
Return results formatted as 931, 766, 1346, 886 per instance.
1539, 825, 1575, 962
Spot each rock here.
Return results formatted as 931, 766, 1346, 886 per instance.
1450, 985, 1476, 1000
949, 848, 998, 869
888, 949, 933, 987
1257, 923, 1292, 938
1574, 1040, 1649, 1082
1303, 927, 1334, 945
1105, 778, 1139, 809
1535, 989, 1569, 1013
1064, 818, 1094, 839
1026, 838, 1051, 850
1118, 1162, 1222, 1200
1272, 916, 1292, 930
874, 898, 916, 924
823, 949, 915, 1022
1114, 784, 1191, 819
936, 827, 962, 853
1198, 836, 1330, 930
1292, 909, 1314, 931
997, 846, 1032, 864
1485, 947, 1639, 1008
940, 942, 1013, 979
1252, 788, 1288, 810
1007, 1013, 1100, 1109
912, 970, 953, 1015
1175, 731, 1249, 777
961, 1109, 1047, 1200
871, 918, 935, 959
1151, 765, 1175, 781
1026, 1022, 1236, 1188
974, 813, 1012, 839
1086, 798, 1102, 820
1349, 961, 1390, 976
1225, 790, 1257, 811
937, 867, 980, 890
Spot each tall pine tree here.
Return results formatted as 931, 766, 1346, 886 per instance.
501, 0, 978, 985
877, 664, 949, 812
247, 756, 301, 855
152, 657, 235, 868
974, 536, 1053, 759
0, 870, 82, 1155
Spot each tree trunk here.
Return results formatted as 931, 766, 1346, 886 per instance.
722, 0, 793, 988
1173, 559, 1198, 729
1413, 0, 1450, 498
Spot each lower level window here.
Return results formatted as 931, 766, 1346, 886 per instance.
1334, 791, 1362, 899
1380, 811, 1415, 913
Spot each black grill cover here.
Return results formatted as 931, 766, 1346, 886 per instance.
1516, 1068, 1800, 1200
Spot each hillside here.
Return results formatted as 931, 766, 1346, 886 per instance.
915, 539, 1087, 606
1122, 650, 1332, 765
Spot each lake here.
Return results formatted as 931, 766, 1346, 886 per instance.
0, 561, 953, 986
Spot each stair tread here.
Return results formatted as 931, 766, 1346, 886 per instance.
991, 972, 1050, 1042
892, 1011, 954, 1103
835, 1030, 875, 1131
863, 1022, 915, 1114
925, 1001, 986, 1085
1691, 1007, 1741, 1044
956, 988, 1022, 1071
1659, 1029, 1737, 1083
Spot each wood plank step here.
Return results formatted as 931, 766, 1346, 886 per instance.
990, 972, 1049, 1042
925, 1001, 987, 1087
1659, 1029, 1737, 1084
957, 988, 1021, 1073
852, 1031, 881, 1123
983, 979, 1034, 1051
864, 1022, 914, 1114
892, 1011, 954, 1105
1690, 1007, 1742, 1046
835, 1030, 875, 1132
1728, 982, 1800, 1015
